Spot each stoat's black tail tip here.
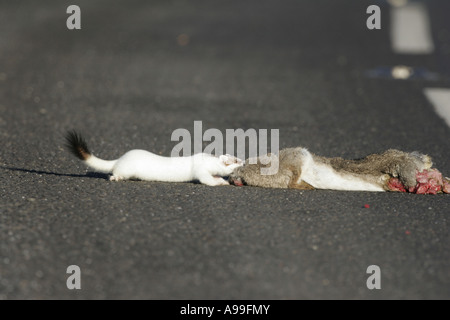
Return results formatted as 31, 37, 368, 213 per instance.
65, 130, 91, 160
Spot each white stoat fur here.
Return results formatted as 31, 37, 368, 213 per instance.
65, 131, 243, 186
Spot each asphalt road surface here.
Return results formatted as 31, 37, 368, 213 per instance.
1, 0, 449, 300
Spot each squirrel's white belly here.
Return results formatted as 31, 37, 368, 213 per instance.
300, 161, 384, 192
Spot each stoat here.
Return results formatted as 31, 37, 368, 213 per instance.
65, 130, 243, 186
229, 147, 450, 194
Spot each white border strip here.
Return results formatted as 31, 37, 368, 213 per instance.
424, 88, 450, 128
390, 2, 434, 54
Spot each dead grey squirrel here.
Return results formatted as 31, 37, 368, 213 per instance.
229, 147, 450, 194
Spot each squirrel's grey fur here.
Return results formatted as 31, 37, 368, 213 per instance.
229, 148, 433, 191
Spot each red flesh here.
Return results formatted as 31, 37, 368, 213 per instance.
388, 169, 449, 194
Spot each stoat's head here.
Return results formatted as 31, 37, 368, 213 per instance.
219, 154, 244, 167
216, 154, 244, 179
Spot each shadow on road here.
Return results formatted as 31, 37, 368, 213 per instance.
0, 166, 109, 180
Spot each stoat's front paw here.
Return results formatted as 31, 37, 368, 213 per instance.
203, 177, 230, 186
215, 177, 230, 186
110, 175, 124, 181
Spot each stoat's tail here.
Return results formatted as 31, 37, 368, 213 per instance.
65, 130, 117, 173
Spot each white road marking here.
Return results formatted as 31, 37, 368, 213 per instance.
390, 2, 434, 54
424, 88, 450, 128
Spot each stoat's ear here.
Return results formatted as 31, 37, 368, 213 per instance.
219, 154, 244, 166
219, 154, 230, 165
